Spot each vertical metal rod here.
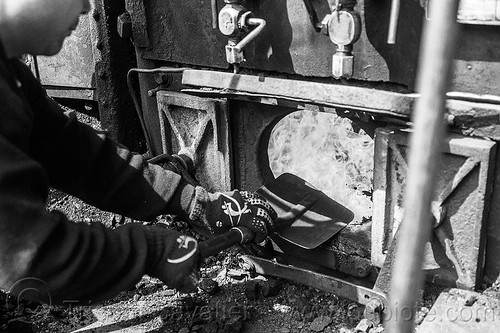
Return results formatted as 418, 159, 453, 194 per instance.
387, 0, 400, 44
211, 0, 219, 29
386, 0, 460, 332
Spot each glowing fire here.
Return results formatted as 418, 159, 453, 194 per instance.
267, 110, 374, 222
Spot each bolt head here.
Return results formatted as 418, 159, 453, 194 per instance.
365, 298, 384, 313
154, 73, 173, 86
355, 265, 369, 278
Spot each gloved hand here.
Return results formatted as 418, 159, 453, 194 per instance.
148, 153, 198, 186
188, 187, 277, 243
149, 153, 277, 243
147, 229, 201, 293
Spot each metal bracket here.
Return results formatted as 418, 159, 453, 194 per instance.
372, 128, 497, 289
241, 255, 387, 307
156, 91, 232, 191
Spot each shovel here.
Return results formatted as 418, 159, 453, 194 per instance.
199, 173, 354, 258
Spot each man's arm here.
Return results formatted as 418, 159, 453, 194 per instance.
34, 109, 195, 220
0, 59, 199, 303
0, 134, 196, 303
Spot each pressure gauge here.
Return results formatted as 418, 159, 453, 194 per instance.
328, 9, 361, 46
218, 5, 245, 36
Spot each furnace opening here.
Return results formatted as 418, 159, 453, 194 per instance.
267, 110, 374, 223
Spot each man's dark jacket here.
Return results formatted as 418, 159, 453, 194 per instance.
0, 41, 196, 303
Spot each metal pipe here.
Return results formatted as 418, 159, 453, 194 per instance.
386, 0, 460, 332
234, 17, 266, 52
233, 63, 240, 74
387, 0, 400, 44
446, 91, 500, 105
211, 0, 218, 29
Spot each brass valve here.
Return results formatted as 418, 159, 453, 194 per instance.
321, 1, 361, 79
218, 2, 247, 37
212, 0, 266, 73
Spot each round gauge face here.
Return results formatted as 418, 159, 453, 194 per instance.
219, 11, 237, 36
328, 10, 361, 46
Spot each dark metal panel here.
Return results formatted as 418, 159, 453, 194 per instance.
452, 24, 500, 95
138, 0, 500, 94
125, 0, 150, 47
140, 0, 423, 86
363, 0, 424, 87
142, 0, 227, 67
249, 0, 334, 76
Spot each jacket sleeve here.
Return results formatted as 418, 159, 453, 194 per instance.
34, 108, 195, 220
0, 60, 196, 303
0, 133, 188, 303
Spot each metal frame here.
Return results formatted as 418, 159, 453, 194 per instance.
372, 127, 496, 289
156, 91, 233, 192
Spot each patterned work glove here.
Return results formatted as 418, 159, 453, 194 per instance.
147, 229, 201, 293
188, 187, 277, 243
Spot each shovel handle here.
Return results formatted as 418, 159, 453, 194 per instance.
199, 226, 255, 259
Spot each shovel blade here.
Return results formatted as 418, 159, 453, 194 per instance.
256, 173, 354, 249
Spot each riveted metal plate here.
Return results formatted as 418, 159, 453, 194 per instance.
372, 128, 496, 289
156, 91, 232, 192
